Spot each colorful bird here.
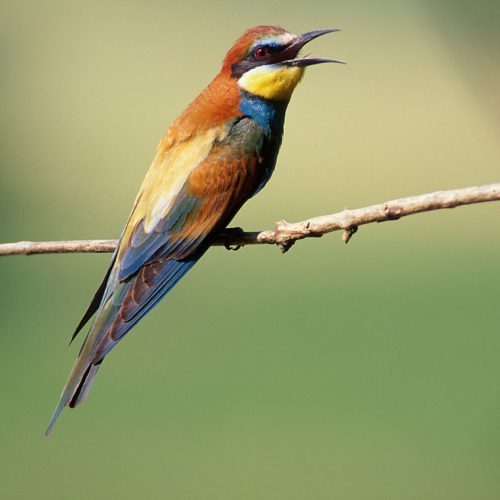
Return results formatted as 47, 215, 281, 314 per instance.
46, 25, 342, 434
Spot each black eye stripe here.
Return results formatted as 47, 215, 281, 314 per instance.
251, 44, 283, 56
231, 43, 291, 78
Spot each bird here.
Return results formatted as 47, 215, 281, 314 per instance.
46, 25, 343, 434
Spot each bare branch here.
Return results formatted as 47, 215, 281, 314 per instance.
1, 182, 499, 257
0, 240, 118, 256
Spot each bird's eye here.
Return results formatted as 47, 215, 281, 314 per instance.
254, 47, 269, 59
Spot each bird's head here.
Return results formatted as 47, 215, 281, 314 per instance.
223, 25, 343, 101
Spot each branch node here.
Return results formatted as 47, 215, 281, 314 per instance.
383, 203, 403, 220
278, 239, 295, 253
272, 220, 289, 252
342, 225, 358, 244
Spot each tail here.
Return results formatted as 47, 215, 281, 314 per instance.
45, 359, 102, 436
45, 257, 199, 435
44, 294, 116, 436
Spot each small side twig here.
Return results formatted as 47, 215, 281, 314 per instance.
342, 226, 358, 244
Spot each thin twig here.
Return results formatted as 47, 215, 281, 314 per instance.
1, 182, 499, 256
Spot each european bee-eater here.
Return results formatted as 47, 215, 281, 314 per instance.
46, 25, 342, 434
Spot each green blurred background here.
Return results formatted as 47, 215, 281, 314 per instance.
1, 1, 499, 498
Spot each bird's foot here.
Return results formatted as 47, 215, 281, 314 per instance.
221, 227, 245, 251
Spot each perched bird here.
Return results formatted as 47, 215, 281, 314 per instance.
46, 25, 342, 434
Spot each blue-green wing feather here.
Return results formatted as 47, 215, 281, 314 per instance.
118, 186, 201, 280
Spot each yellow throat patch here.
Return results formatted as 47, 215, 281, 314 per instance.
238, 65, 305, 101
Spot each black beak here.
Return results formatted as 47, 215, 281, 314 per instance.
282, 29, 345, 67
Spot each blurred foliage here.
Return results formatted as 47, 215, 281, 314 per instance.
0, 1, 499, 499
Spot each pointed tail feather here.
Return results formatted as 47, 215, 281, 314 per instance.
69, 362, 101, 408
45, 360, 100, 436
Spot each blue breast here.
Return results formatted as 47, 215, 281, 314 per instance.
239, 91, 289, 135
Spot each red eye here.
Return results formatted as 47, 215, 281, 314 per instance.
254, 47, 269, 59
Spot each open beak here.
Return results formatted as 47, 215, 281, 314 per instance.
282, 29, 345, 67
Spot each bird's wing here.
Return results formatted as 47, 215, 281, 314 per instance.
46, 120, 262, 434
70, 124, 230, 342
